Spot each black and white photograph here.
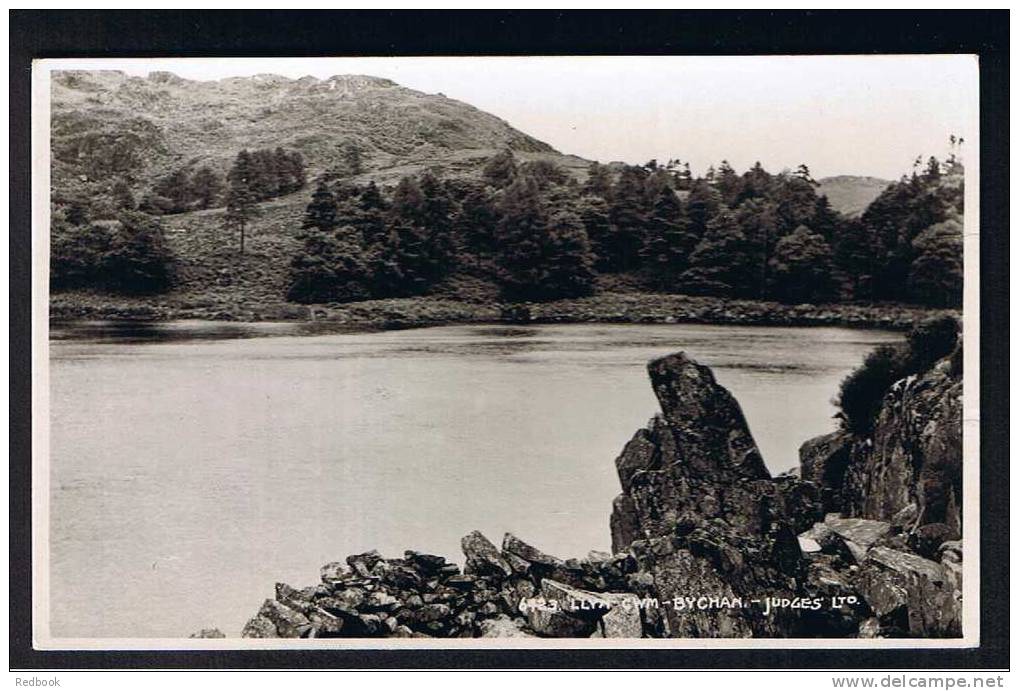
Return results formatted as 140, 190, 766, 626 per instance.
29, 49, 981, 651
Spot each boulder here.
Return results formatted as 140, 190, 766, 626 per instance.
479, 615, 536, 638
823, 515, 892, 547
799, 430, 854, 512
255, 599, 311, 638
502, 533, 565, 568
461, 530, 513, 577
856, 546, 961, 637
240, 614, 277, 638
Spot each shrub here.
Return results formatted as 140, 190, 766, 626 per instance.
906, 314, 960, 372
837, 315, 961, 435
836, 344, 910, 435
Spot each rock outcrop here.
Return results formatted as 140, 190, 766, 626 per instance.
235, 349, 962, 639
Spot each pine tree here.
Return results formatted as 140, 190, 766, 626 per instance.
605, 166, 649, 272
302, 181, 339, 234
224, 151, 257, 253
641, 185, 696, 287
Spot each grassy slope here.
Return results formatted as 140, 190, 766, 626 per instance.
817, 175, 892, 217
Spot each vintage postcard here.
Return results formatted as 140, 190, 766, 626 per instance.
30, 54, 979, 650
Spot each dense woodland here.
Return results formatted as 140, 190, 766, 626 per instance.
50, 146, 964, 308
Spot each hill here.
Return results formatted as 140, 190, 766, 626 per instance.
817, 175, 892, 217
50, 70, 591, 191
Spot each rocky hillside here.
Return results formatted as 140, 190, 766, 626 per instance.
214, 348, 962, 640
817, 175, 892, 217
50, 70, 590, 190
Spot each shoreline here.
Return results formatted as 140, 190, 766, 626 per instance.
49, 291, 956, 331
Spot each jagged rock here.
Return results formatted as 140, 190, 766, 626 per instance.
648, 353, 770, 481
346, 550, 383, 578
798, 537, 822, 553
855, 546, 961, 637
461, 530, 513, 577
241, 614, 277, 638
824, 516, 892, 561
189, 627, 226, 638
256, 599, 311, 638
598, 594, 644, 638
525, 579, 599, 637
479, 615, 536, 638
799, 431, 854, 512
503, 533, 565, 568
912, 523, 954, 559
320, 561, 349, 584
891, 503, 920, 530
500, 577, 537, 613
841, 361, 962, 532
610, 494, 642, 553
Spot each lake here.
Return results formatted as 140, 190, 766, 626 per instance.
47, 321, 901, 638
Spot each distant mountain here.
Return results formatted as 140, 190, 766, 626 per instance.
50, 70, 591, 190
817, 175, 892, 217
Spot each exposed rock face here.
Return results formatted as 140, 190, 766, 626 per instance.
608, 353, 820, 637
801, 359, 962, 536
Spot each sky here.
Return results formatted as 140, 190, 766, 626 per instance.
44, 55, 979, 180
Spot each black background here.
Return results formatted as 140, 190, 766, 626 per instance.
9, 10, 1009, 670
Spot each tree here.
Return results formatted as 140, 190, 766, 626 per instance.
482, 149, 518, 188
287, 226, 372, 304
338, 140, 363, 177
604, 166, 649, 272
679, 211, 754, 297
189, 166, 224, 209
583, 162, 614, 198
575, 194, 613, 271
768, 225, 835, 304
908, 218, 963, 307
100, 211, 175, 294
684, 179, 723, 241
302, 181, 339, 234
224, 150, 258, 253
497, 179, 595, 300
832, 218, 882, 300
735, 198, 780, 299
715, 160, 743, 206
153, 168, 192, 213
641, 185, 697, 287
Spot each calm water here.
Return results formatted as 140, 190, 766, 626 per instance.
48, 321, 901, 638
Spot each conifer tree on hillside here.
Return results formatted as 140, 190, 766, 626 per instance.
302, 181, 339, 234
583, 162, 614, 198
287, 224, 372, 304
641, 185, 697, 287
497, 178, 595, 300
224, 150, 257, 254
605, 166, 650, 272
575, 194, 613, 271
482, 149, 518, 188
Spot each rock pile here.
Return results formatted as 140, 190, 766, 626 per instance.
234, 349, 963, 639
241, 532, 648, 639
